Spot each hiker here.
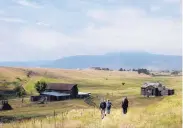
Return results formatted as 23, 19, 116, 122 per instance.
121, 97, 129, 114
106, 99, 112, 114
99, 99, 107, 119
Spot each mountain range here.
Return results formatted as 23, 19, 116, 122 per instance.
0, 52, 182, 70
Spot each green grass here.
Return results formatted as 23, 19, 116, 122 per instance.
0, 67, 182, 128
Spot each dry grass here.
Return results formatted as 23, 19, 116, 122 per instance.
2, 94, 181, 128
0, 67, 182, 128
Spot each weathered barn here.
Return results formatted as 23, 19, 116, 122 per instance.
31, 83, 90, 102
45, 83, 78, 98
141, 82, 174, 97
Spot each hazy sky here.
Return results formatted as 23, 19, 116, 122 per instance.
0, 0, 181, 61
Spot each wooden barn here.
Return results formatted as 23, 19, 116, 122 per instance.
141, 82, 174, 97
31, 83, 90, 102
44, 83, 78, 98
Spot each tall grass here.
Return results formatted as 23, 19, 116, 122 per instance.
2, 93, 181, 128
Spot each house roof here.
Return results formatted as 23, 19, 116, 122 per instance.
41, 91, 70, 97
46, 83, 77, 91
142, 82, 164, 88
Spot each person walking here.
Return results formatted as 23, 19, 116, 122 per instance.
121, 97, 129, 114
99, 99, 107, 119
106, 99, 112, 114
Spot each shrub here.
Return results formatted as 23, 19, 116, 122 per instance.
14, 85, 26, 98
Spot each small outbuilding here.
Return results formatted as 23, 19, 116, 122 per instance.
0, 100, 13, 111
77, 92, 91, 98
141, 82, 174, 97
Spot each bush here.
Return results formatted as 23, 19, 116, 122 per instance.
26, 70, 34, 78
16, 77, 22, 81
14, 86, 26, 98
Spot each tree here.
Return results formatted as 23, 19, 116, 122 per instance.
14, 85, 26, 98
171, 71, 179, 75
137, 68, 150, 75
119, 68, 123, 71
137, 69, 141, 74
34, 81, 47, 94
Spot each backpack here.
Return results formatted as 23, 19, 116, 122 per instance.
100, 102, 106, 109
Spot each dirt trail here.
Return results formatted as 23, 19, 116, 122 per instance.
100, 109, 136, 128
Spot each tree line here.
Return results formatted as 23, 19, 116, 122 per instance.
119, 68, 150, 75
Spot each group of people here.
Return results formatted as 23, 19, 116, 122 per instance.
99, 97, 129, 119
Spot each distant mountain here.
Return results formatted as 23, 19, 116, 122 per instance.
0, 60, 52, 67
0, 52, 182, 70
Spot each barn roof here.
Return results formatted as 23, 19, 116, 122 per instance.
46, 83, 77, 91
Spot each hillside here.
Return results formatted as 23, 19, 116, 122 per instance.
0, 67, 182, 128
0, 52, 182, 70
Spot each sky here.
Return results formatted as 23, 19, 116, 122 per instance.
0, 0, 182, 61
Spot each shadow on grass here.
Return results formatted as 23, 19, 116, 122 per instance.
0, 114, 49, 123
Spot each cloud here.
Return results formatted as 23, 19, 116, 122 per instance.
36, 21, 50, 27
0, 10, 4, 15
14, 8, 181, 59
0, 1, 181, 61
0, 17, 26, 23
163, 0, 180, 3
83, 8, 181, 55
150, 6, 161, 12
13, 0, 42, 8
18, 27, 69, 50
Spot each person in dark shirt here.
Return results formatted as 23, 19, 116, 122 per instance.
100, 99, 107, 119
121, 97, 129, 114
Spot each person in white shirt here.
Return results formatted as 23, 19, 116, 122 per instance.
106, 99, 112, 114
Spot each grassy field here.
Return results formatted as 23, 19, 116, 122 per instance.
0, 67, 182, 128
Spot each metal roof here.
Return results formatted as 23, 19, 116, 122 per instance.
142, 82, 164, 88
78, 92, 91, 95
41, 91, 70, 97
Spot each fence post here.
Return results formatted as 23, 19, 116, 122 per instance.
62, 112, 64, 128
54, 110, 56, 128
40, 119, 42, 128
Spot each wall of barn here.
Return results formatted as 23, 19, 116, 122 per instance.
70, 85, 78, 98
